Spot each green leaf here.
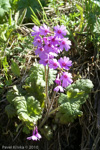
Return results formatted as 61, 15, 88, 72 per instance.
67, 79, 94, 93
0, 8, 5, 17
17, 8, 27, 25
56, 100, 83, 124
30, 7, 40, 26
17, 0, 42, 18
9, 0, 19, 11
7, 90, 18, 104
6, 85, 24, 104
23, 84, 45, 106
48, 68, 57, 86
37, 0, 48, 23
26, 63, 57, 87
11, 60, 20, 77
13, 96, 42, 129
56, 79, 93, 124
25, 63, 45, 87
58, 93, 67, 104
0, 0, 11, 17
76, 4, 84, 31
17, 0, 47, 19
15, 11, 19, 24
27, 96, 42, 116
2, 56, 9, 80
5, 104, 16, 118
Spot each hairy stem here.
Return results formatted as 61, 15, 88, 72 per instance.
44, 66, 47, 108
46, 67, 50, 107
45, 66, 50, 109
49, 91, 56, 111
40, 67, 57, 128
49, 107, 59, 115
39, 106, 59, 129
39, 111, 49, 129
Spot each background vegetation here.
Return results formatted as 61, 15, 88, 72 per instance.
0, 0, 100, 150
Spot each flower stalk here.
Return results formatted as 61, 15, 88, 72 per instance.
45, 66, 50, 110
31, 24, 73, 136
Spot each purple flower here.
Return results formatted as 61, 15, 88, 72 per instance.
55, 74, 61, 85
33, 36, 42, 47
31, 25, 73, 93
35, 47, 44, 55
39, 51, 58, 66
52, 46, 60, 54
54, 25, 67, 38
58, 56, 72, 70
49, 59, 59, 69
27, 135, 38, 141
44, 42, 53, 52
60, 38, 71, 51
31, 26, 40, 36
40, 24, 50, 36
43, 37, 49, 44
39, 58, 49, 66
27, 126, 41, 141
39, 52, 58, 66
35, 126, 42, 139
39, 51, 48, 59
54, 85, 64, 92
60, 72, 73, 88
49, 36, 59, 46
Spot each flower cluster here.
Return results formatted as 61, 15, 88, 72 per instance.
32, 24, 73, 92
27, 126, 41, 141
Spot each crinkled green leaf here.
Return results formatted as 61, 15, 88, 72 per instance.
57, 97, 83, 124
13, 96, 42, 129
48, 68, 57, 86
66, 79, 94, 93
27, 96, 42, 116
7, 90, 17, 104
6, 85, 24, 104
6, 88, 42, 129
26, 63, 57, 87
24, 63, 45, 105
56, 79, 93, 124
23, 84, 45, 106
25, 63, 45, 87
